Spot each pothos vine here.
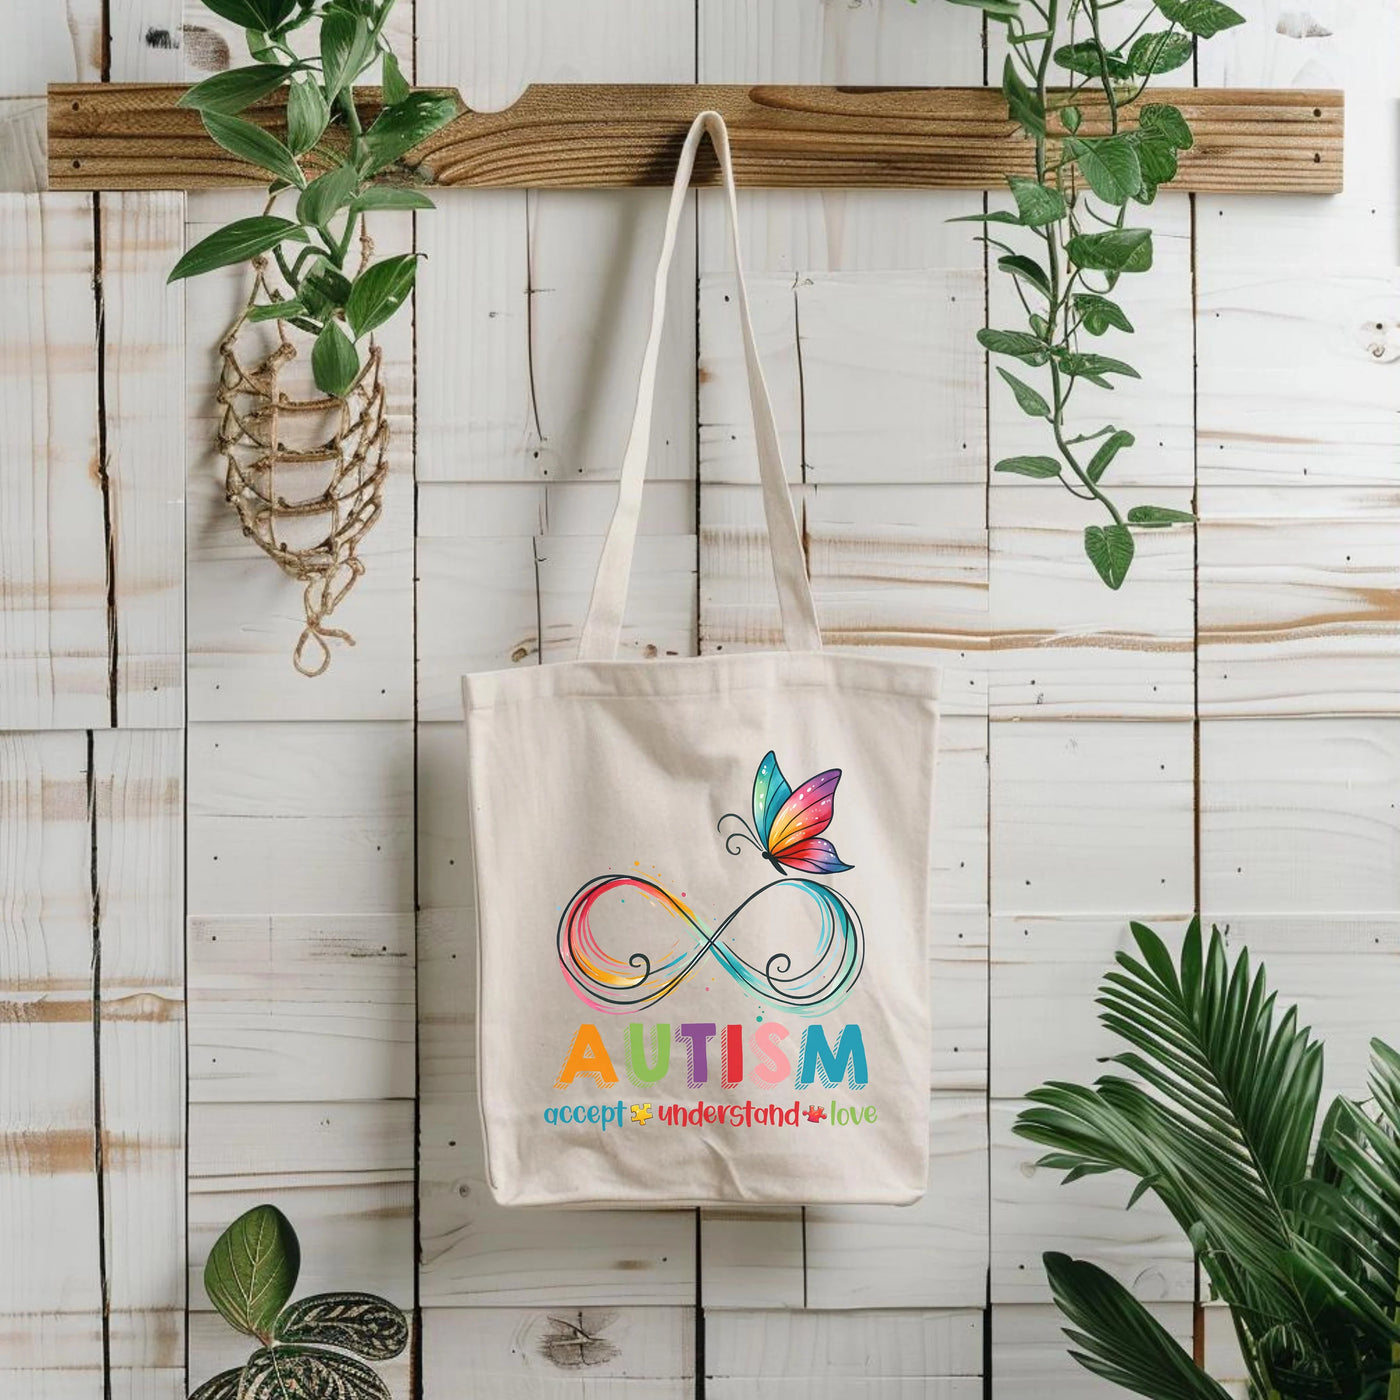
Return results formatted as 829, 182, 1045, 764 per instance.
934, 0, 1244, 588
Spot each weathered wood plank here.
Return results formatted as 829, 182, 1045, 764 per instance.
93, 729, 185, 1376
0, 196, 108, 728
48, 83, 1344, 194
0, 733, 104, 1379
101, 193, 185, 726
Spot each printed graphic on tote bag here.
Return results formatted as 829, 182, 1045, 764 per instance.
548, 753, 881, 1135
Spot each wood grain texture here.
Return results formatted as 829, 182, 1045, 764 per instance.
48, 82, 1343, 193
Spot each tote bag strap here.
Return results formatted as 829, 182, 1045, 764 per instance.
577, 110, 823, 662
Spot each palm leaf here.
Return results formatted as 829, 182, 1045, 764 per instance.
1043, 1252, 1233, 1400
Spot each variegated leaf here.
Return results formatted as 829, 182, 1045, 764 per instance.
274, 1293, 409, 1360
240, 1346, 392, 1400
189, 1367, 242, 1400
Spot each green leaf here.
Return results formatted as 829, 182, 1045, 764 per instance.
274, 1292, 410, 1359
201, 110, 305, 188
1084, 523, 1135, 588
202, 1204, 300, 1340
1002, 56, 1046, 137
297, 162, 360, 231
997, 253, 1052, 298
285, 77, 330, 156
1065, 135, 1143, 205
1054, 40, 1132, 79
1087, 429, 1134, 482
1066, 227, 1153, 273
321, 8, 374, 99
995, 455, 1062, 478
1140, 103, 1194, 151
177, 64, 292, 116
1044, 1254, 1234, 1399
301, 263, 353, 317
978, 327, 1051, 366
312, 319, 361, 396
351, 186, 437, 213
1127, 504, 1195, 526
1059, 352, 1141, 388
188, 1368, 243, 1400
1059, 104, 1082, 134
1128, 30, 1194, 75
347, 252, 419, 337
168, 216, 307, 282
382, 50, 412, 107
1007, 175, 1066, 227
1073, 294, 1134, 335
996, 366, 1051, 419
947, 209, 1026, 226
1132, 135, 1179, 202
1154, 0, 1246, 37
362, 92, 459, 174
246, 299, 306, 323
240, 1347, 391, 1400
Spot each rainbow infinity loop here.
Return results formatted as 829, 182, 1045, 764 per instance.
557, 874, 864, 1015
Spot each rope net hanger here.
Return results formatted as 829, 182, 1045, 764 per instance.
215, 232, 389, 678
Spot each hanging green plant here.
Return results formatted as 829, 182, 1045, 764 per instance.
932, 0, 1244, 588
170, 0, 455, 675
189, 1204, 408, 1399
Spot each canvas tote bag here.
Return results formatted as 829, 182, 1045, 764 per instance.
463, 111, 941, 1207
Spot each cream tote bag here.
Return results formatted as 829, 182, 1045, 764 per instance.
464, 111, 941, 1207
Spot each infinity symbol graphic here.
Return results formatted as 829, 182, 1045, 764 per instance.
557, 874, 864, 1015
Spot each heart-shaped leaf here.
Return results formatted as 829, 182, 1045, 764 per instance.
274, 1292, 410, 1359
168, 217, 308, 282
1066, 228, 1153, 274
188, 1367, 242, 1400
312, 320, 361, 397
347, 254, 420, 338
1054, 40, 1132, 79
1065, 135, 1143, 206
200, 0, 294, 28
240, 1346, 392, 1400
979, 328, 1051, 366
1139, 103, 1194, 151
1154, 0, 1245, 38
1084, 523, 1136, 589
178, 64, 292, 116
1073, 294, 1134, 336
362, 93, 459, 174
203, 1203, 300, 1340
1128, 30, 1193, 74
202, 110, 305, 188
1007, 175, 1067, 227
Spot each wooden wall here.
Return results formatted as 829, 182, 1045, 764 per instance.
0, 1, 1396, 1396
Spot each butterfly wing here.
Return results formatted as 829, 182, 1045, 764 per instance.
751, 751, 792, 846
766, 769, 850, 870
771, 836, 853, 875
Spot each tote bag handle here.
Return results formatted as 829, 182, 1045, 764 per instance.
577, 110, 823, 662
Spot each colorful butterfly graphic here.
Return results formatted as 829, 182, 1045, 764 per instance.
718, 751, 853, 876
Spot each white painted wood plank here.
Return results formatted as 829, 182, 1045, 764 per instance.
0, 196, 107, 729
1200, 717, 1400, 911
0, 732, 103, 1377
990, 487, 1195, 721
187, 1098, 414, 1309
102, 194, 185, 726
804, 1093, 988, 1309
992, 1302, 1195, 1399
1200, 487, 1400, 716
931, 715, 989, 915
706, 1308, 981, 1379
991, 1101, 1193, 1305
0, 3, 103, 94
0, 100, 46, 193
93, 729, 184, 1376
1197, 264, 1400, 488
187, 721, 414, 916
188, 914, 414, 1103
990, 720, 1195, 916
421, 1306, 693, 1395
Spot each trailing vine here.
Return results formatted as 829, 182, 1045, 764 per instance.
934, 0, 1244, 587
